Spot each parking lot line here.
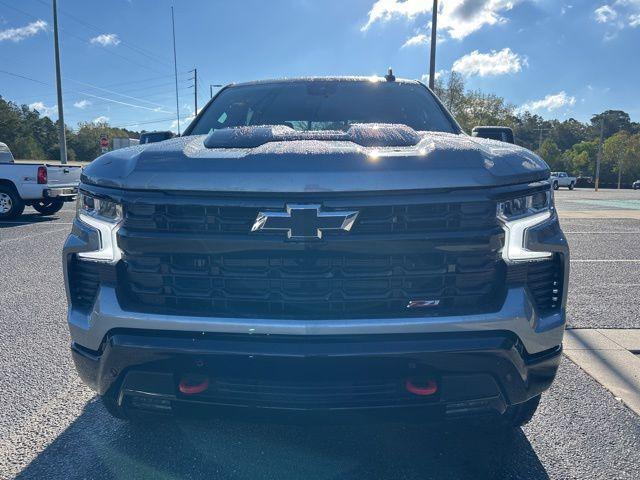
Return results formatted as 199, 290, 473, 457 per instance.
0, 227, 70, 244
571, 259, 640, 263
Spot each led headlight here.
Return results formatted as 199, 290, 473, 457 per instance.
498, 190, 553, 262
76, 192, 123, 263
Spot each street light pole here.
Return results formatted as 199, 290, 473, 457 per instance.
171, 7, 181, 135
52, 0, 67, 164
595, 116, 604, 192
428, 0, 438, 90
189, 68, 198, 115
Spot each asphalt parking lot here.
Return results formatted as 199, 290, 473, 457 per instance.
1, 189, 639, 480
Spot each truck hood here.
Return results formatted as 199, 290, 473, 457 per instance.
82, 126, 549, 193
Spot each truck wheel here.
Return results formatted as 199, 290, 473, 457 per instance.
552, 182, 559, 190
0, 185, 25, 220
568, 182, 575, 190
502, 394, 541, 428
32, 199, 64, 216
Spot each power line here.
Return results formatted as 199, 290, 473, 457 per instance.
0, 68, 172, 114
0, 0, 172, 76
32, 0, 174, 68
0, 69, 49, 86
76, 91, 171, 113
109, 117, 177, 129
64, 77, 170, 109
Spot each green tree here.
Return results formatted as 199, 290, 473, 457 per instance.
538, 139, 562, 170
603, 132, 640, 187
591, 110, 633, 139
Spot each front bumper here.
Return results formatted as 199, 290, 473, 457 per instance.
71, 330, 562, 417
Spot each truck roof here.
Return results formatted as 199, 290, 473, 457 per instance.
225, 76, 422, 89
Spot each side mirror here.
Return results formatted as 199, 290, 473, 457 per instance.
471, 126, 515, 144
139, 131, 175, 144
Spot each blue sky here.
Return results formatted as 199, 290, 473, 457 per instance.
0, 0, 638, 132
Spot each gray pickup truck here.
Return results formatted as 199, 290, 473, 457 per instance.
64, 76, 569, 427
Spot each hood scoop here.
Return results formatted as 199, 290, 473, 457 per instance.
203, 123, 421, 149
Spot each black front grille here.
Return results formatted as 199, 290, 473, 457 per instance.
118, 194, 506, 319
123, 200, 497, 235
119, 247, 505, 319
68, 256, 100, 310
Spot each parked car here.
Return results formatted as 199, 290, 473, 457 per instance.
0, 142, 81, 219
633, 180, 640, 190
64, 76, 568, 428
471, 126, 515, 144
550, 171, 577, 190
139, 131, 174, 144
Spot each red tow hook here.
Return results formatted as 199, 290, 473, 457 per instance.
405, 378, 438, 396
178, 375, 210, 395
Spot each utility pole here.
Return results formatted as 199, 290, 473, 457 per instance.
52, 0, 67, 164
428, 0, 438, 90
210, 84, 222, 99
537, 127, 550, 150
595, 116, 605, 192
189, 68, 198, 115
171, 7, 180, 135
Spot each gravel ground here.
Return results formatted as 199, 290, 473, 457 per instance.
0, 194, 639, 479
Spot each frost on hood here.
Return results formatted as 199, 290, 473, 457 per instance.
203, 124, 421, 149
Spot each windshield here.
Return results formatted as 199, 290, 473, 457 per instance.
187, 80, 456, 135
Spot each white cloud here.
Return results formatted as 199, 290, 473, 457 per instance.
0, 20, 47, 42
92, 115, 110, 124
452, 48, 526, 77
90, 33, 121, 46
361, 0, 429, 31
401, 33, 428, 48
401, 31, 445, 48
28, 101, 56, 117
594, 5, 618, 23
593, 1, 640, 33
362, 0, 520, 40
73, 99, 92, 109
170, 111, 196, 133
519, 91, 576, 113
420, 70, 446, 83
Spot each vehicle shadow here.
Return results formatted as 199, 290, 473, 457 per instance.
15, 399, 550, 480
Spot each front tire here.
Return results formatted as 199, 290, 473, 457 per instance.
552, 181, 559, 190
0, 185, 25, 219
32, 199, 64, 215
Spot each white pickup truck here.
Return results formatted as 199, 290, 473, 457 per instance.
0, 142, 81, 219
550, 171, 577, 190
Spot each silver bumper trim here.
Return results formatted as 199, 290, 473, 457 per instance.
68, 286, 566, 354
44, 186, 78, 198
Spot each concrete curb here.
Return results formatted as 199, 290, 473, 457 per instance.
564, 329, 640, 416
